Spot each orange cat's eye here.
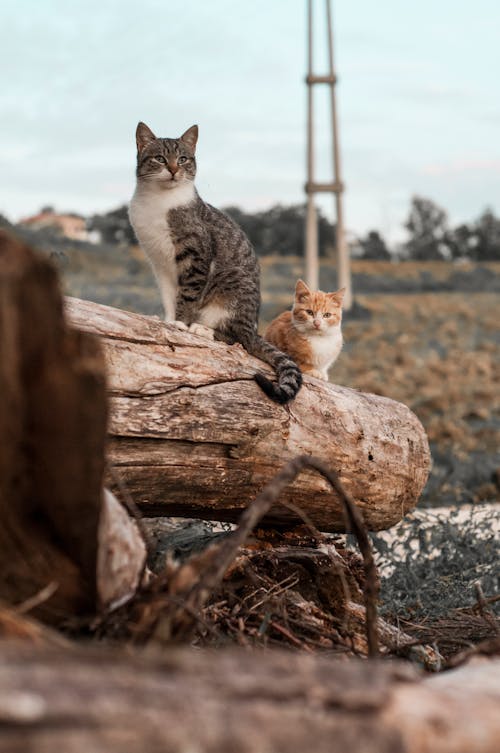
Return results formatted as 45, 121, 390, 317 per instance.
323, 312, 332, 318
306, 309, 314, 316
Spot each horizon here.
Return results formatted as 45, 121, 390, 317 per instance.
7, 195, 498, 256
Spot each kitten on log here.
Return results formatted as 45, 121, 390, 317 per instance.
264, 279, 345, 381
129, 122, 301, 404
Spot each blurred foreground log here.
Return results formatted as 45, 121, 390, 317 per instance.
66, 297, 431, 532
0, 643, 498, 753
0, 231, 145, 623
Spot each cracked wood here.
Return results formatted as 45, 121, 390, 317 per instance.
66, 296, 431, 532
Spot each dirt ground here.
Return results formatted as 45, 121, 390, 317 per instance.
336, 290, 500, 508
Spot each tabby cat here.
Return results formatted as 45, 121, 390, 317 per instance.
128, 122, 302, 403
263, 279, 345, 381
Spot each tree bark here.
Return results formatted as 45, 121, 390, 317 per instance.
0, 232, 106, 622
66, 296, 431, 532
0, 231, 145, 623
0, 643, 498, 753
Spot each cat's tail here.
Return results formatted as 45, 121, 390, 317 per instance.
248, 335, 303, 404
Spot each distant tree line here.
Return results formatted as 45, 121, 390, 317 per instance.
355, 197, 500, 261
87, 196, 500, 261
222, 205, 336, 257
86, 203, 338, 257
403, 196, 500, 261
4, 195, 499, 261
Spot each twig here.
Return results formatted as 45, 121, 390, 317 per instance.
269, 620, 314, 652
246, 575, 300, 613
154, 594, 220, 641
277, 499, 322, 541
172, 454, 379, 657
15, 582, 59, 615
483, 594, 500, 607
303, 457, 380, 658
474, 581, 500, 636
447, 636, 500, 669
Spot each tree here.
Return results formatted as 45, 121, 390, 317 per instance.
88, 205, 136, 245
445, 209, 500, 261
404, 196, 448, 260
223, 204, 335, 257
445, 223, 474, 260
473, 208, 500, 261
359, 230, 391, 260
0, 213, 13, 230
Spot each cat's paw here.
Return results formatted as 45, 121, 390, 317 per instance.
166, 320, 189, 331
189, 323, 215, 340
306, 369, 327, 380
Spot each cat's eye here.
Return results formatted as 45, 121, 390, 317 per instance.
178, 156, 188, 165
306, 309, 314, 316
323, 312, 332, 318
153, 155, 165, 163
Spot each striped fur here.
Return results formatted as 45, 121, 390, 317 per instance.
129, 122, 302, 404
251, 337, 303, 404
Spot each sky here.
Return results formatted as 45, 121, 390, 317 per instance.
1, 0, 499, 243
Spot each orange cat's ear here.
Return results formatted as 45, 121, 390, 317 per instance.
295, 279, 310, 302
180, 125, 199, 152
136, 122, 157, 153
327, 287, 346, 306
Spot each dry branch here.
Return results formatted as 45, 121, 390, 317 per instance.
66, 296, 431, 532
123, 455, 380, 652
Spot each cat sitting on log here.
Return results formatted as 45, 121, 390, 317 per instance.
263, 280, 345, 381
129, 122, 302, 404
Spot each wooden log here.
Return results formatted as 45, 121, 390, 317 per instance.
0, 643, 498, 753
66, 296, 431, 532
0, 231, 145, 622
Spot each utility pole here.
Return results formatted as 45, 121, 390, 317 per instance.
305, 0, 352, 308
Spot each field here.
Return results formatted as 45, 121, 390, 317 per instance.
54, 241, 500, 512
335, 288, 500, 509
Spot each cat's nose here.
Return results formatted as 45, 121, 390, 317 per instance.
167, 162, 179, 175
313, 319, 321, 329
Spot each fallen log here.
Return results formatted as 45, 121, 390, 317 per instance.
66, 296, 431, 532
0, 643, 498, 753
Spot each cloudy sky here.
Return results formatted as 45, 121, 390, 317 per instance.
1, 0, 499, 242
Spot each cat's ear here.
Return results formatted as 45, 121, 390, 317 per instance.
327, 287, 346, 306
180, 125, 198, 152
136, 122, 157, 153
295, 279, 311, 302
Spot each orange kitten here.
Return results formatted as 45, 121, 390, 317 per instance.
263, 280, 345, 381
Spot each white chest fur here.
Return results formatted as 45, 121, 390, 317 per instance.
129, 182, 195, 265
129, 183, 195, 321
309, 327, 343, 369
